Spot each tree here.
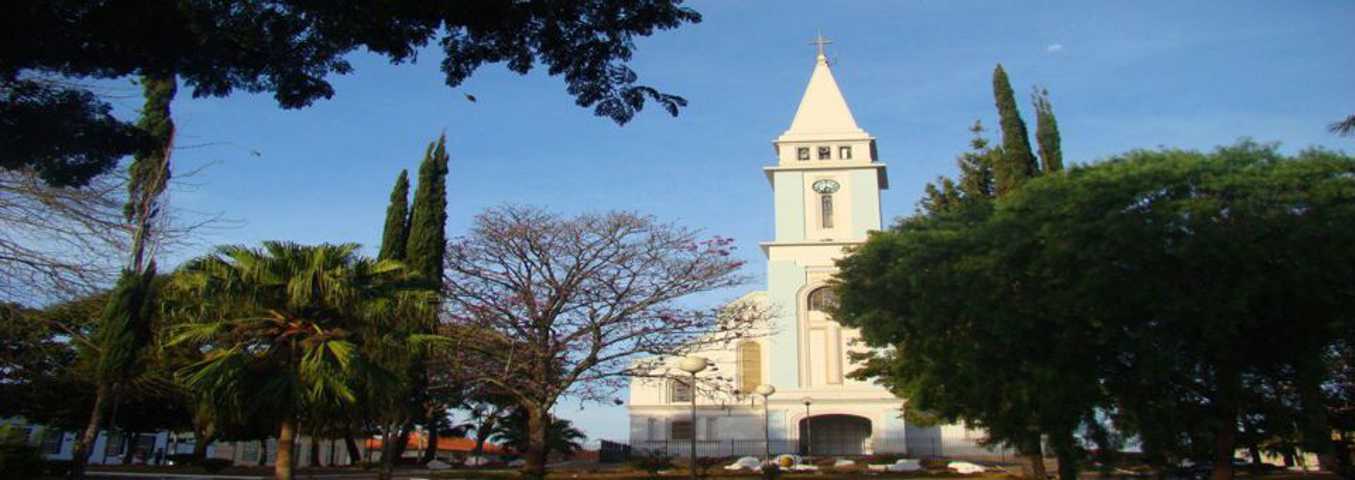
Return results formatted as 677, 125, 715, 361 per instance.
439, 206, 763, 478
2, 1, 702, 186
377, 170, 410, 262
837, 142, 1355, 480
490, 409, 586, 459
402, 136, 452, 467
991, 64, 1039, 196
1031, 87, 1063, 173
168, 242, 436, 480
917, 121, 997, 217
0, 77, 149, 188
69, 74, 179, 478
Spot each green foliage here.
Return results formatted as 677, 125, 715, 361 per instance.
94, 266, 159, 385
168, 241, 436, 476
838, 141, 1355, 478
0, 425, 45, 478
1031, 87, 1063, 173
628, 452, 674, 477
918, 121, 997, 217
991, 64, 1038, 197
2, 2, 701, 186
378, 170, 411, 262
0, 78, 147, 187
405, 136, 449, 287
491, 409, 586, 457
692, 456, 726, 479
124, 75, 175, 223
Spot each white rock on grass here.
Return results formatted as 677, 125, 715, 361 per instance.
463, 455, 490, 467
834, 459, 856, 467
948, 461, 987, 474
889, 459, 922, 472
725, 457, 762, 471
507, 459, 527, 467
426, 460, 452, 470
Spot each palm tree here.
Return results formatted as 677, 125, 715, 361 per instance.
168, 242, 434, 480
491, 409, 586, 459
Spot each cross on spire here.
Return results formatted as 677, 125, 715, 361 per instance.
810, 31, 832, 59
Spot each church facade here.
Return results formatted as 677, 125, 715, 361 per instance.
626, 46, 991, 458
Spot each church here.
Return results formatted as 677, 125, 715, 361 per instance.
626, 42, 992, 458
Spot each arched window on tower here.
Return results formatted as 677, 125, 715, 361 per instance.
820, 194, 834, 228
738, 341, 762, 394
808, 287, 839, 313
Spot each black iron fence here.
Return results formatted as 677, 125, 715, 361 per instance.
633, 440, 801, 458
629, 438, 1008, 459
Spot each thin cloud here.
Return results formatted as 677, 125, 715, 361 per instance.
1046, 43, 1065, 53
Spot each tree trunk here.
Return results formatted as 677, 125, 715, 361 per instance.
1050, 428, 1080, 480
1210, 362, 1241, 480
258, 439, 267, 466
392, 426, 412, 459
420, 429, 438, 464
1025, 451, 1048, 480
69, 382, 111, 479
344, 435, 361, 466
191, 424, 216, 464
471, 415, 498, 461
121, 432, 137, 464
276, 419, 297, 480
1248, 444, 1262, 468
310, 435, 321, 467
1295, 351, 1339, 472
378, 426, 406, 480
523, 405, 550, 480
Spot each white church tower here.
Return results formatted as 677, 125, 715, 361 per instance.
626, 38, 986, 458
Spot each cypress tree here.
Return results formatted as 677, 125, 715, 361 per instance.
403, 134, 450, 465
378, 170, 410, 261
1032, 87, 1064, 173
405, 135, 449, 287
991, 64, 1038, 197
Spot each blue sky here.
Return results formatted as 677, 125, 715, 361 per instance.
103, 0, 1353, 441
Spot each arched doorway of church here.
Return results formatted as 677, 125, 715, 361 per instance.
798, 414, 872, 456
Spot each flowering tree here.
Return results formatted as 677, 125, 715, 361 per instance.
439, 206, 765, 477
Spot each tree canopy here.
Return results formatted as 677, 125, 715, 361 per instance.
2, 0, 702, 186
836, 142, 1355, 480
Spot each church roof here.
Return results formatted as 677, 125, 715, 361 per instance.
778, 51, 871, 143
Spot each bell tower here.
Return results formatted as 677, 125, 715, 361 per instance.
762, 37, 888, 388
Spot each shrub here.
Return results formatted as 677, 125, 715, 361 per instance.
629, 452, 674, 478
200, 458, 232, 473
759, 463, 782, 480
43, 459, 74, 477
165, 453, 196, 465
692, 457, 727, 479
0, 444, 46, 478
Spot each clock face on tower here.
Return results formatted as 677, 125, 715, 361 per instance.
812, 179, 840, 194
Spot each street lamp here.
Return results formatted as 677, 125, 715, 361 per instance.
754, 384, 776, 462
802, 397, 813, 458
678, 356, 709, 480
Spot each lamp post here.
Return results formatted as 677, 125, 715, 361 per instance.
678, 356, 709, 480
755, 384, 776, 462
802, 397, 813, 458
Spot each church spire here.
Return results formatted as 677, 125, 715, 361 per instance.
779, 33, 869, 141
